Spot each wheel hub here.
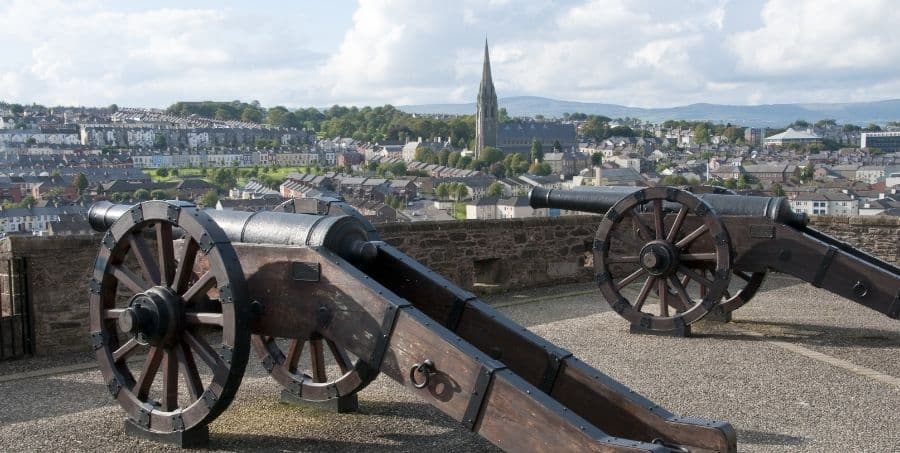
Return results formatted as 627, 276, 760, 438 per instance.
639, 241, 680, 277
118, 286, 184, 346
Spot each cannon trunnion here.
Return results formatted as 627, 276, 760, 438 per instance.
87, 200, 737, 452
529, 186, 900, 334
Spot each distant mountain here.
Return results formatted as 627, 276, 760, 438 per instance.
399, 96, 900, 127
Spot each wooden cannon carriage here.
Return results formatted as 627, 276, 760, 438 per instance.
529, 186, 900, 335
86, 200, 737, 452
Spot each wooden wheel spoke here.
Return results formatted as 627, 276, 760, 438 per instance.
285, 339, 304, 374
134, 346, 163, 401
176, 341, 204, 401
184, 312, 224, 326
104, 308, 126, 319
734, 271, 752, 282
161, 350, 179, 411
666, 206, 689, 243
184, 331, 227, 377
668, 275, 694, 310
113, 338, 141, 363
309, 338, 327, 383
111, 265, 150, 294
652, 199, 664, 240
173, 239, 200, 294
658, 279, 669, 317
681, 252, 718, 261
675, 224, 709, 249
326, 339, 352, 373
630, 210, 654, 240
182, 271, 215, 304
633, 276, 657, 312
615, 267, 647, 290
606, 255, 640, 264
156, 222, 176, 287
679, 265, 714, 288
129, 233, 161, 287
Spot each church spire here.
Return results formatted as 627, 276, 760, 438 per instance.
476, 39, 498, 157
481, 39, 493, 88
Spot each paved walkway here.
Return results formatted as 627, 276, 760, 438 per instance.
0, 276, 898, 452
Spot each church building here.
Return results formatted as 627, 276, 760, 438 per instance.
474, 41, 576, 159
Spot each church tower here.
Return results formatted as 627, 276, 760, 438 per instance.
475, 40, 499, 158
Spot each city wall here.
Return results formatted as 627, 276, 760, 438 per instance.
1, 215, 898, 357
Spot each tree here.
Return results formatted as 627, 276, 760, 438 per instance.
436, 183, 450, 200
479, 146, 504, 165
241, 107, 263, 123
693, 123, 710, 144
74, 173, 89, 195
200, 190, 219, 207
530, 139, 543, 163
486, 181, 503, 197
799, 165, 814, 183
771, 183, 785, 197
156, 168, 169, 178
553, 140, 562, 152
153, 134, 167, 150
454, 184, 469, 201
528, 162, 552, 176
134, 189, 151, 201
448, 151, 461, 168
150, 189, 168, 200
591, 152, 602, 167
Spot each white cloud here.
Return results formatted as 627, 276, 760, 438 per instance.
1, 0, 899, 108
728, 0, 900, 77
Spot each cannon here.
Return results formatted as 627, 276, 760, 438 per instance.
86, 199, 737, 451
530, 186, 900, 334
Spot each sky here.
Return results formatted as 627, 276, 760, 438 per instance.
1, 0, 899, 109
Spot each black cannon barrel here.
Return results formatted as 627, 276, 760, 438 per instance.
528, 187, 808, 227
528, 186, 640, 213
88, 201, 377, 262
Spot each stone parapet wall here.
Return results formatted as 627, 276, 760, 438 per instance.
0, 235, 99, 356
808, 216, 900, 266
1, 214, 898, 357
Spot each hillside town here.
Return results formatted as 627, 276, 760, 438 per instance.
0, 45, 898, 237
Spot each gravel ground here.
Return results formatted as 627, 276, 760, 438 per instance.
0, 276, 898, 452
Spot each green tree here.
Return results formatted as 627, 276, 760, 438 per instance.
200, 190, 219, 207
479, 146, 504, 165
134, 189, 151, 201
799, 165, 814, 182
156, 168, 169, 178
771, 183, 785, 196
454, 184, 469, 201
528, 162, 552, 176
150, 189, 168, 200
447, 151, 462, 168
693, 123, 710, 144
591, 152, 602, 167
74, 173, 89, 195
530, 139, 543, 163
553, 140, 562, 151
241, 107, 263, 123
153, 134, 167, 150
436, 183, 450, 200
486, 181, 503, 197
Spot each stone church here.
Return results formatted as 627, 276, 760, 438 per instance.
475, 41, 576, 159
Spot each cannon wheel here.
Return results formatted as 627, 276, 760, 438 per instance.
683, 185, 767, 313
251, 200, 377, 402
89, 201, 250, 433
594, 187, 732, 331
251, 334, 376, 401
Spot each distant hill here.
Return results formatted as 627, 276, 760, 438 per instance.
399, 96, 900, 127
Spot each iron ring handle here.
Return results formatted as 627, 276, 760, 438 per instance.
410, 359, 435, 389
